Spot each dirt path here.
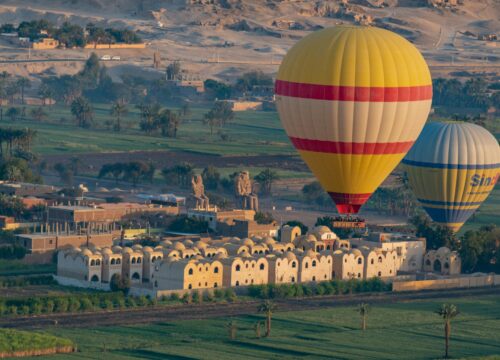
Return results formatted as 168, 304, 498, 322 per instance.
2, 287, 498, 330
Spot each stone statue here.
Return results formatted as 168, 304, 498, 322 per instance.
191, 175, 209, 210
235, 171, 259, 211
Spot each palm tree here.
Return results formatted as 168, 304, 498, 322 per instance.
110, 101, 128, 132
71, 97, 93, 128
255, 168, 280, 195
357, 303, 370, 331
436, 303, 460, 359
258, 300, 277, 337
30, 107, 47, 122
16, 77, 31, 105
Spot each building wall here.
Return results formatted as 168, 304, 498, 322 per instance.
298, 254, 333, 283
393, 274, 500, 292
154, 259, 223, 290
268, 256, 298, 284
222, 257, 268, 287
333, 251, 365, 280
84, 43, 146, 49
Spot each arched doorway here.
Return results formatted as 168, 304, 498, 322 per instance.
132, 272, 141, 280
90, 274, 99, 282
433, 259, 442, 272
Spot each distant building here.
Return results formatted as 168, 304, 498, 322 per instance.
187, 208, 255, 231
223, 100, 263, 111
32, 38, 59, 49
423, 247, 461, 275
17, 232, 114, 253
0, 182, 57, 197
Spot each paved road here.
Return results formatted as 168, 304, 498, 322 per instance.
2, 286, 498, 330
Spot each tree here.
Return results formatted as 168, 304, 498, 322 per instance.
16, 77, 31, 105
284, 221, 308, 234
436, 304, 459, 359
137, 103, 161, 135
166, 61, 181, 80
162, 162, 194, 188
357, 303, 370, 331
202, 166, 220, 190
6, 107, 19, 122
156, 109, 181, 138
258, 300, 277, 337
254, 168, 280, 194
203, 101, 234, 135
254, 211, 275, 225
71, 96, 93, 128
110, 101, 128, 132
110, 273, 131, 294
30, 107, 47, 122
54, 163, 74, 186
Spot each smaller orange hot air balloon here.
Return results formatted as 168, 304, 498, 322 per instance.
275, 26, 433, 214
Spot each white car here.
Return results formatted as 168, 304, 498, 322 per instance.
111, 56, 121, 61
100, 55, 111, 61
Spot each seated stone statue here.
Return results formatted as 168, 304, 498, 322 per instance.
191, 174, 209, 210
235, 171, 259, 211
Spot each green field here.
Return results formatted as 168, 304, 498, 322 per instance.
0, 260, 55, 276
29, 294, 500, 359
1, 104, 293, 156
0, 328, 72, 354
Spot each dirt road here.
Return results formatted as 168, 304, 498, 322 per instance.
2, 287, 498, 330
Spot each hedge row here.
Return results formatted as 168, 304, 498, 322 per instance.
0, 275, 55, 288
247, 278, 392, 299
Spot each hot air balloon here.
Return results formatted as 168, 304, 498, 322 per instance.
275, 26, 433, 214
403, 122, 500, 232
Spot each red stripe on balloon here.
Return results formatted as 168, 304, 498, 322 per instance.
290, 137, 414, 155
275, 80, 432, 102
328, 192, 372, 214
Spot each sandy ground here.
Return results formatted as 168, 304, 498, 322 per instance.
0, 0, 498, 80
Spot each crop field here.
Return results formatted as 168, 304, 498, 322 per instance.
0, 328, 72, 354
0, 104, 293, 156
32, 293, 500, 360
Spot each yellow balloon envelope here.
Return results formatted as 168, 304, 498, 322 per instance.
403, 122, 500, 232
275, 26, 432, 214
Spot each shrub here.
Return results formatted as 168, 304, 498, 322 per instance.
45, 300, 55, 314
68, 298, 80, 312
224, 288, 236, 302
169, 293, 180, 302
213, 289, 224, 300
80, 297, 94, 311
54, 298, 69, 313
110, 274, 131, 294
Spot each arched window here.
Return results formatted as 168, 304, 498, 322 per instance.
259, 263, 265, 270
235, 281, 240, 286
132, 272, 140, 280
152, 256, 156, 262
137, 258, 142, 264
188, 268, 193, 275
378, 271, 382, 277
91, 274, 99, 282
326, 245, 331, 250
378, 256, 383, 263
312, 276, 316, 281
370, 259, 374, 265
96, 259, 101, 266
357, 258, 362, 264
116, 259, 121, 264
305, 262, 309, 269
214, 282, 218, 288
312, 260, 317, 267
291, 276, 295, 283
291, 261, 296, 268
90, 259, 96, 266
235, 264, 241, 271
444, 262, 449, 269
111, 258, 116, 265
131, 257, 136, 264
188, 284, 192, 289
154, 281, 158, 287
214, 267, 219, 273
357, 273, 361, 278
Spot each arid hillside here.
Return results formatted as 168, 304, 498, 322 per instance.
0, 0, 498, 80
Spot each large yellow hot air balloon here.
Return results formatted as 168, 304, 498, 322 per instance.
275, 26, 432, 214
403, 122, 500, 232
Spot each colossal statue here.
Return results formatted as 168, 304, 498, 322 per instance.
191, 174, 209, 210
235, 171, 259, 211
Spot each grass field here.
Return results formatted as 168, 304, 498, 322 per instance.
30, 294, 500, 360
0, 329, 72, 354
1, 104, 293, 156
0, 260, 56, 276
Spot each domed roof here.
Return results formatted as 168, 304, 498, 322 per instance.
122, 247, 133, 254
285, 251, 296, 261
263, 237, 276, 245
305, 249, 316, 257
184, 240, 194, 246
143, 246, 154, 252
243, 238, 255, 247
306, 234, 317, 242
161, 240, 173, 246
102, 248, 113, 255
132, 244, 143, 250
173, 242, 186, 251
195, 255, 204, 260
351, 249, 362, 257
154, 245, 164, 251
81, 248, 92, 256
195, 241, 208, 249
252, 236, 263, 242
313, 225, 332, 233
215, 252, 227, 260
230, 237, 241, 244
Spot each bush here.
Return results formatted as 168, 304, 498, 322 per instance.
109, 274, 130, 294
54, 298, 69, 313
169, 293, 180, 302
224, 288, 236, 302
68, 298, 80, 312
